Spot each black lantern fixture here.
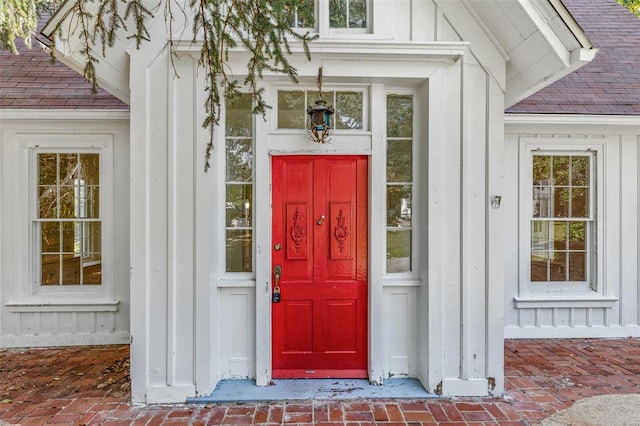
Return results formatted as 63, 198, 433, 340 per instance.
307, 67, 334, 144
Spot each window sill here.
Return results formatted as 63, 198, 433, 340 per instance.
6, 299, 120, 313
514, 295, 618, 309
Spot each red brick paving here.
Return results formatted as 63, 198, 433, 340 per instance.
1, 339, 640, 425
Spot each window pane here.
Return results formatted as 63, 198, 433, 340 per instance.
571, 156, 590, 186
38, 154, 57, 185
387, 185, 412, 227
335, 92, 363, 130
62, 254, 81, 285
530, 250, 548, 281
226, 184, 252, 227
41, 222, 60, 253
59, 186, 76, 218
83, 254, 102, 285
278, 91, 305, 129
387, 95, 413, 138
226, 138, 252, 182
80, 154, 100, 185
226, 94, 252, 137
61, 221, 76, 253
226, 230, 252, 272
532, 155, 551, 185
569, 252, 586, 281
387, 230, 411, 273
552, 221, 567, 250
84, 222, 102, 255
532, 186, 551, 218
549, 251, 567, 281
552, 156, 569, 185
387, 140, 412, 182
59, 153, 78, 184
349, 0, 366, 27
568, 222, 586, 251
329, 0, 347, 28
39, 186, 57, 218
286, 0, 314, 27
571, 187, 589, 218
552, 187, 570, 218
531, 221, 549, 251
41, 254, 59, 285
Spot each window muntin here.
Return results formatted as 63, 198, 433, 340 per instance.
277, 90, 364, 131
530, 153, 594, 285
35, 153, 102, 286
225, 94, 254, 273
386, 94, 413, 273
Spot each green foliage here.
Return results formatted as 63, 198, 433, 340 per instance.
618, 0, 640, 16
2, 0, 316, 170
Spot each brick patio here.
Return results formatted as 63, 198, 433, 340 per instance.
1, 338, 639, 425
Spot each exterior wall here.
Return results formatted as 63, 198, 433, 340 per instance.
0, 111, 130, 347
504, 115, 640, 338
128, 0, 507, 403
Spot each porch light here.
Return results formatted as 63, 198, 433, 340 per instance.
307, 67, 334, 144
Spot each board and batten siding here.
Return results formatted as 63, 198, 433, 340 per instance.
0, 112, 130, 347
504, 116, 640, 338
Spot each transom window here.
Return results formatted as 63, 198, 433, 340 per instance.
386, 94, 413, 274
35, 152, 102, 286
277, 90, 364, 130
225, 93, 254, 273
530, 152, 594, 286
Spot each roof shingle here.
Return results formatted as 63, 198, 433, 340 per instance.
508, 0, 640, 115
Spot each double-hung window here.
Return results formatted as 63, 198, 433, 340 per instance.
523, 146, 600, 295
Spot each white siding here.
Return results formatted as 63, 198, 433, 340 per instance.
504, 118, 640, 338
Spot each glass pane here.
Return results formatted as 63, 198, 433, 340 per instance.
569, 252, 586, 281
59, 186, 76, 218
286, 0, 314, 27
335, 92, 363, 130
533, 186, 552, 218
387, 230, 411, 273
226, 94, 252, 137
41, 222, 60, 253
571, 187, 589, 218
226, 229, 252, 272
59, 153, 78, 185
552, 187, 570, 218
84, 222, 102, 254
38, 153, 57, 185
79, 154, 100, 185
329, 0, 347, 28
571, 156, 590, 186
79, 186, 100, 218
552, 221, 567, 250
278, 91, 305, 129
552, 156, 569, 186
61, 254, 81, 285
530, 250, 548, 281
532, 155, 551, 185
549, 251, 567, 281
41, 254, 59, 285
568, 222, 586, 251
226, 184, 253, 227
39, 186, 57, 218
82, 255, 102, 285
387, 185, 412, 227
531, 221, 549, 251
387, 95, 413, 138
226, 138, 253, 182
387, 140, 412, 182
349, 0, 367, 28
62, 221, 77, 253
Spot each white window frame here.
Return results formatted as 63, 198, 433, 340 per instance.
518, 140, 605, 299
383, 89, 418, 279
290, 0, 372, 34
8, 134, 115, 310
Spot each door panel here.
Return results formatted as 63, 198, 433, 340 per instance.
272, 155, 368, 378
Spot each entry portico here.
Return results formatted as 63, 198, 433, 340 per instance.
41, 0, 594, 403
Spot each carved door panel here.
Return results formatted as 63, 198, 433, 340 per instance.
272, 156, 368, 378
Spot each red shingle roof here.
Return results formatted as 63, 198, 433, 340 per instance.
508, 0, 640, 115
0, 37, 127, 110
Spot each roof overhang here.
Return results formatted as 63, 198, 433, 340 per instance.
42, 0, 595, 108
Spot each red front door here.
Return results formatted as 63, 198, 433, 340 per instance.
272, 155, 368, 378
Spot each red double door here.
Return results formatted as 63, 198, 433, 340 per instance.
272, 155, 368, 378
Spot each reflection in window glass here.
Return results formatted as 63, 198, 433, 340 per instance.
330, 0, 367, 28
36, 153, 102, 285
530, 153, 593, 284
226, 94, 253, 272
277, 90, 364, 131
386, 94, 413, 273
286, 0, 315, 28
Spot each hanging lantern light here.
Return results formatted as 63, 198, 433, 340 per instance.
307, 67, 334, 144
